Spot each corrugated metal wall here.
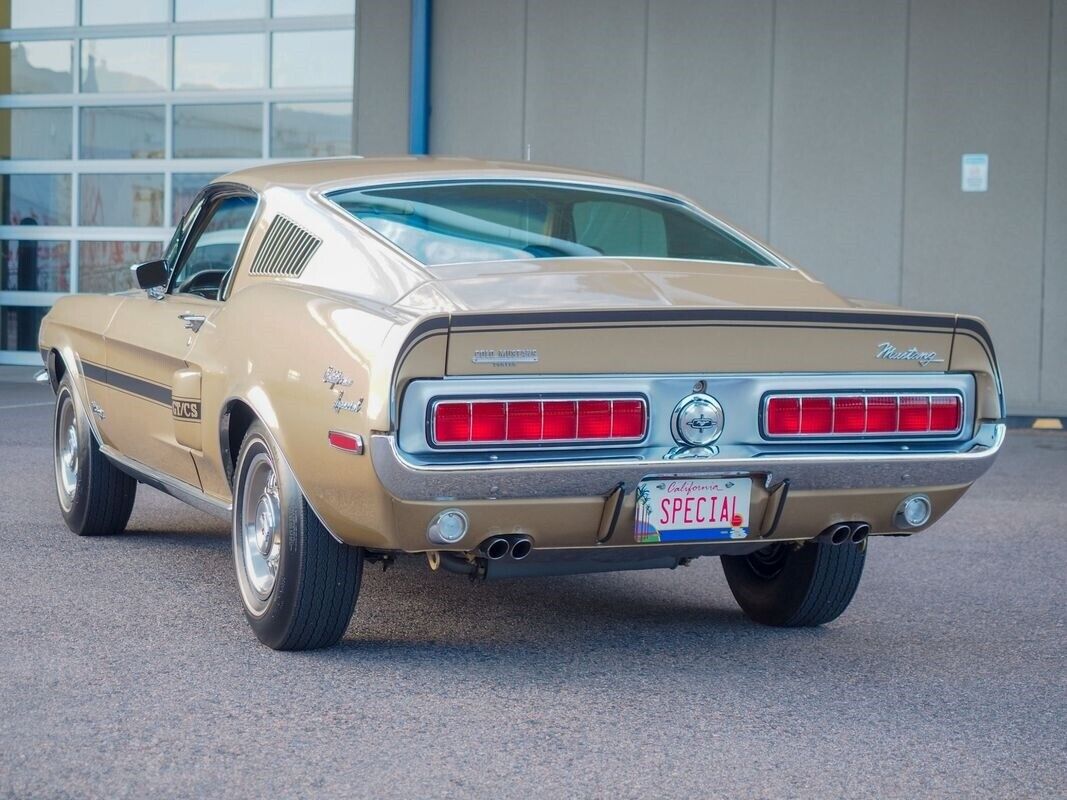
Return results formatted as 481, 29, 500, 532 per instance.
357, 0, 1066, 415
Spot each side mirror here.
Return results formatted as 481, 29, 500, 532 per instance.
132, 259, 168, 293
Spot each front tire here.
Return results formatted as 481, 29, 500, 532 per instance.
53, 375, 136, 536
232, 421, 363, 650
721, 539, 866, 627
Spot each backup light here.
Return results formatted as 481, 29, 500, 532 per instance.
427, 509, 469, 544
432, 398, 647, 446
764, 393, 962, 438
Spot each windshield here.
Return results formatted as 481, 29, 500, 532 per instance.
327, 181, 776, 268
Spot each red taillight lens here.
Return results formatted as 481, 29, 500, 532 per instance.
865, 396, 898, 433
764, 393, 961, 438
433, 402, 470, 443
766, 397, 801, 435
930, 395, 962, 432
542, 400, 578, 439
833, 396, 866, 434
611, 400, 646, 438
799, 396, 832, 434
432, 398, 647, 445
898, 395, 931, 432
470, 402, 505, 442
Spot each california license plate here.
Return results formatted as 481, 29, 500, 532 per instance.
634, 477, 753, 543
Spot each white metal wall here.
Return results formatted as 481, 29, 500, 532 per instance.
407, 0, 1067, 415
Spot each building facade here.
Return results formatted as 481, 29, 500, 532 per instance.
3, 0, 1065, 416
0, 0, 354, 363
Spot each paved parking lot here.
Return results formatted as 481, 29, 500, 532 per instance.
0, 377, 1064, 799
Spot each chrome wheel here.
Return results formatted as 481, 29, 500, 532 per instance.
54, 389, 79, 510
235, 448, 281, 615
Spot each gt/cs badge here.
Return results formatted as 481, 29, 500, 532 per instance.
172, 398, 201, 421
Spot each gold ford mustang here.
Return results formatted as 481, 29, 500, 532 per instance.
38, 158, 1004, 650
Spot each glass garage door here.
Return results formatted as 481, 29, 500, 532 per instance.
0, 0, 355, 364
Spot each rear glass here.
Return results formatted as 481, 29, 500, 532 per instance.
327, 181, 775, 268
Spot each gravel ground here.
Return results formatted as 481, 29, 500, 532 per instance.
0, 380, 1064, 799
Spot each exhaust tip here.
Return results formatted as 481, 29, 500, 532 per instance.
830, 524, 851, 545
483, 537, 510, 560
510, 537, 533, 560
850, 523, 871, 544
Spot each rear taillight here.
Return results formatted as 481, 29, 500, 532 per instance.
431, 398, 647, 446
764, 393, 962, 437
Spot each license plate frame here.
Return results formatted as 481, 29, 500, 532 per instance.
634, 476, 753, 543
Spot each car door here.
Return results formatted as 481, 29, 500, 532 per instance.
99, 185, 258, 488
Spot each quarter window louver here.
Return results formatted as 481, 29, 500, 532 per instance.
248, 214, 321, 277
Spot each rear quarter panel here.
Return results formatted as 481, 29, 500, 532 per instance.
192, 281, 443, 546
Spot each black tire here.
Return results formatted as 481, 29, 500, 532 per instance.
232, 421, 363, 650
721, 539, 866, 627
53, 374, 137, 536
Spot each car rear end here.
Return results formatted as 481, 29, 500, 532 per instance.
370, 306, 1004, 577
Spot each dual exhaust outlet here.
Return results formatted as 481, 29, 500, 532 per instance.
480, 534, 533, 561
819, 521, 871, 546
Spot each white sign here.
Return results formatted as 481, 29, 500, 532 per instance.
962, 154, 989, 192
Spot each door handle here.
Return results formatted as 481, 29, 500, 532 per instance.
179, 313, 206, 333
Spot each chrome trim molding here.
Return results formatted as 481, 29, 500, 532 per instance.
100, 445, 232, 520
758, 391, 966, 440
371, 423, 1005, 502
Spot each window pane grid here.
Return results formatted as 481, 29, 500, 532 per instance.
0, 3, 354, 356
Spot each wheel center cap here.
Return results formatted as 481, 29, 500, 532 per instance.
254, 495, 278, 556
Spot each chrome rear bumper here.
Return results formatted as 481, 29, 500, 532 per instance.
371, 423, 1005, 502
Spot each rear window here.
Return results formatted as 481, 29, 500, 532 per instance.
327, 181, 775, 268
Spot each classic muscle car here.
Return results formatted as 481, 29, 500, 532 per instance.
38, 158, 1005, 650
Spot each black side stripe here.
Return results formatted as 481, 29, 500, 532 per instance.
81, 360, 172, 408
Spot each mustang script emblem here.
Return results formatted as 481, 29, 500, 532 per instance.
875, 342, 944, 367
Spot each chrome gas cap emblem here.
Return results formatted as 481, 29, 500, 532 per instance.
671, 393, 725, 447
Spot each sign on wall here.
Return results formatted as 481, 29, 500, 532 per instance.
961, 154, 989, 192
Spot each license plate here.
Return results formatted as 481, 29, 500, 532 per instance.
634, 477, 752, 543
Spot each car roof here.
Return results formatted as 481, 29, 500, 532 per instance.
217, 156, 667, 196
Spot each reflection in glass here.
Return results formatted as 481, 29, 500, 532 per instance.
174, 105, 262, 158
1, 0, 76, 28
79, 174, 163, 227
81, 0, 168, 25
0, 41, 73, 94
78, 240, 162, 294
271, 102, 351, 157
176, 0, 263, 21
80, 38, 167, 93
1, 240, 70, 292
80, 106, 164, 159
0, 306, 48, 351
0, 108, 72, 160
273, 0, 352, 16
0, 174, 72, 226
171, 173, 215, 224
175, 34, 264, 91
272, 30, 353, 88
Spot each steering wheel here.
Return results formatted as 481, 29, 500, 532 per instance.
175, 269, 229, 299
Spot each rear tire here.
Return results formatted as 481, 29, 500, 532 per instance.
232, 421, 363, 650
721, 539, 866, 627
53, 374, 136, 536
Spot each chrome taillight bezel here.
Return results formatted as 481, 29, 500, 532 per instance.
426, 395, 650, 449
759, 390, 966, 440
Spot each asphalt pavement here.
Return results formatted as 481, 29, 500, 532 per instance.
0, 378, 1064, 799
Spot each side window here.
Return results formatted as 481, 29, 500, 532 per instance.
170, 194, 257, 299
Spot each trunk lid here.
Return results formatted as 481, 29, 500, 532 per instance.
397, 258, 959, 377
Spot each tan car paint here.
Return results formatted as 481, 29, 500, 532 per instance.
38, 158, 1003, 554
